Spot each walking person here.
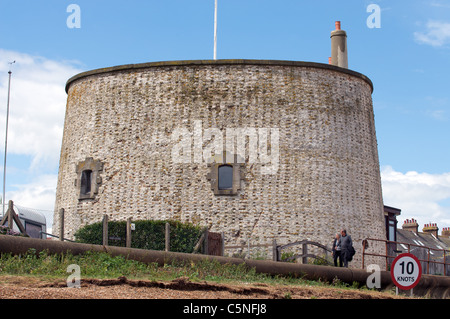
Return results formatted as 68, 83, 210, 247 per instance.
332, 233, 342, 267
340, 229, 353, 268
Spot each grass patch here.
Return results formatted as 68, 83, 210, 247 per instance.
0, 249, 375, 294
0, 249, 307, 285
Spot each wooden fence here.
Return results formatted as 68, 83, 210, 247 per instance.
273, 239, 333, 264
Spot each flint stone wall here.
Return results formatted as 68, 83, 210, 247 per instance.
54, 60, 385, 264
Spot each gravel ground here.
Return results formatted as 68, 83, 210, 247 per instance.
0, 275, 407, 299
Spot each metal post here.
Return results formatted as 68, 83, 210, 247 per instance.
385, 241, 388, 271
444, 249, 447, 276
213, 0, 218, 60
2, 62, 14, 217
361, 240, 366, 270
59, 208, 64, 241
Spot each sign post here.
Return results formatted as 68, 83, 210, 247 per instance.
391, 253, 422, 295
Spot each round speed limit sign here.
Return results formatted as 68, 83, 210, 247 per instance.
391, 253, 422, 290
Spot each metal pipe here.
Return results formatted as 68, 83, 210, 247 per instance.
0, 235, 448, 298
213, 0, 218, 60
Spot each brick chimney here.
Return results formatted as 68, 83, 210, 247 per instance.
422, 223, 439, 238
402, 218, 419, 234
442, 227, 450, 238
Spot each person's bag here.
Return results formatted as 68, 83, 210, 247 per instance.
348, 245, 355, 261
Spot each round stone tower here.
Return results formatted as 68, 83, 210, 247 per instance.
54, 59, 386, 263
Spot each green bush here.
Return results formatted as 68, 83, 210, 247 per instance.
74, 219, 203, 253
0, 225, 27, 237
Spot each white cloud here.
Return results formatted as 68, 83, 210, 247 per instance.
0, 49, 84, 230
0, 49, 84, 170
429, 109, 447, 121
414, 20, 450, 47
6, 174, 58, 233
381, 165, 450, 228
430, 1, 450, 9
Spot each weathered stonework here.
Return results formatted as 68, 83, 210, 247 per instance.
75, 157, 103, 200
54, 59, 386, 265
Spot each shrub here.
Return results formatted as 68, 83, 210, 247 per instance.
0, 225, 27, 237
74, 219, 203, 253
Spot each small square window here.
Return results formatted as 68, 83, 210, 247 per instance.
75, 158, 103, 200
218, 165, 233, 190
80, 170, 92, 195
207, 152, 243, 196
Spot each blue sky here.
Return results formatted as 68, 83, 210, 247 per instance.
0, 0, 449, 231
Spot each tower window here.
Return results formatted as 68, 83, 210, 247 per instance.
80, 170, 92, 195
76, 157, 103, 200
207, 152, 243, 196
218, 165, 233, 190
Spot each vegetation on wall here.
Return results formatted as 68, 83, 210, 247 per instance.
0, 225, 26, 237
74, 219, 204, 253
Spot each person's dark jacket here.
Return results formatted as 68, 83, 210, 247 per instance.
340, 234, 352, 252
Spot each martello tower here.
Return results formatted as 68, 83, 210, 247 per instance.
54, 22, 386, 263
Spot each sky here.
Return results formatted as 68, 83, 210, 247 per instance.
0, 0, 449, 234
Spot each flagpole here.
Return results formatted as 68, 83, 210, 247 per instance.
214, 0, 218, 60
3, 61, 14, 217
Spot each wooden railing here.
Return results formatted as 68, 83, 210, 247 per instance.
273, 240, 332, 264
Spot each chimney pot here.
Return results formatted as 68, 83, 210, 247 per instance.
423, 222, 439, 238
335, 21, 341, 30
402, 218, 419, 234
442, 227, 450, 238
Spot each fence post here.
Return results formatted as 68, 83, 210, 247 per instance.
2, 200, 27, 235
272, 239, 278, 261
204, 229, 209, 255
165, 222, 170, 252
221, 232, 225, 257
7, 201, 13, 230
126, 217, 132, 248
192, 227, 208, 254
302, 242, 308, 264
102, 214, 108, 246
59, 208, 64, 241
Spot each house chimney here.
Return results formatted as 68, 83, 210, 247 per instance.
423, 223, 439, 238
442, 227, 450, 238
402, 218, 419, 234
330, 21, 348, 68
